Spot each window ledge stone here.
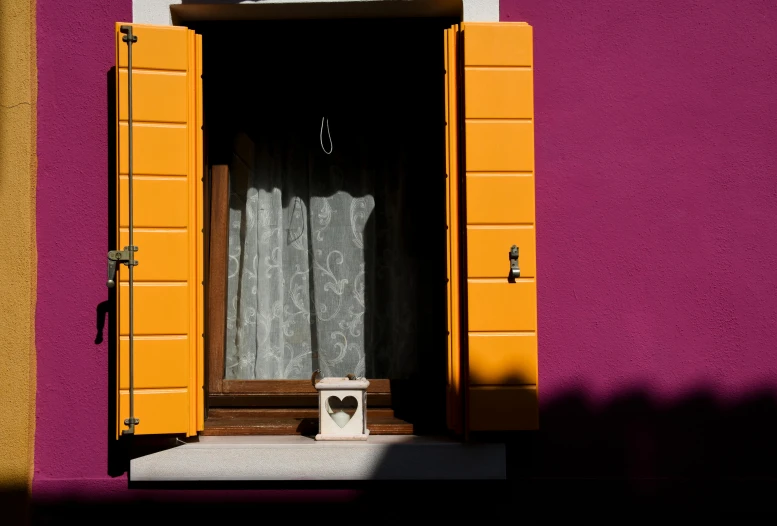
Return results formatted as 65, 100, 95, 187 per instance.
130, 435, 506, 481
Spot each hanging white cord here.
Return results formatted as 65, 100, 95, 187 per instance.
320, 116, 333, 155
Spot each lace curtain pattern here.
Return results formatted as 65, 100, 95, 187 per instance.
225, 126, 418, 380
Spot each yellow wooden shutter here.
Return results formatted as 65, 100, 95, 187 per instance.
115, 23, 204, 437
444, 25, 463, 435
460, 22, 538, 432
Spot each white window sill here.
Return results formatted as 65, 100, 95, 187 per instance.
130, 435, 506, 481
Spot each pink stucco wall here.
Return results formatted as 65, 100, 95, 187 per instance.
35, 0, 131, 493
33, 0, 777, 513
506, 0, 777, 402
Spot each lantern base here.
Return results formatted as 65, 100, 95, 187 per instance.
315, 430, 371, 441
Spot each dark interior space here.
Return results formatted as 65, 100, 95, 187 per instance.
194, 18, 453, 433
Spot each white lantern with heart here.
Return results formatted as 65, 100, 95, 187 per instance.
313, 373, 370, 440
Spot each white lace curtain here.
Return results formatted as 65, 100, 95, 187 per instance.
225, 124, 418, 380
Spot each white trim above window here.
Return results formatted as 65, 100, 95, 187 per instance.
133, 0, 499, 25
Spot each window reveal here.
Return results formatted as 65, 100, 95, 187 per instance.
112, 18, 538, 438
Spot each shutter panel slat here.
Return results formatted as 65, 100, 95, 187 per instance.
118, 70, 188, 123
119, 283, 189, 335
118, 123, 188, 175
115, 23, 203, 437
466, 176, 535, 224
117, 26, 188, 70
467, 227, 536, 278
469, 334, 537, 385
460, 22, 538, 432
119, 177, 189, 228
118, 230, 189, 282
462, 23, 533, 67
464, 69, 533, 119
468, 386, 538, 431
119, 391, 189, 435
120, 337, 189, 389
467, 281, 537, 332
465, 121, 534, 172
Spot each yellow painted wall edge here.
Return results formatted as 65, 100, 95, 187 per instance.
0, 0, 37, 521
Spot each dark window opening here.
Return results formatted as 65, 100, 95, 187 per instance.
198, 18, 452, 435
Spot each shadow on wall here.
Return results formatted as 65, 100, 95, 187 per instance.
507, 387, 777, 517
28, 387, 777, 524
0, 485, 29, 525
525, 387, 777, 480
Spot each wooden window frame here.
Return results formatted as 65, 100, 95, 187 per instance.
204, 165, 411, 435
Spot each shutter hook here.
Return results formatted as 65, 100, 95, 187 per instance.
509, 245, 520, 281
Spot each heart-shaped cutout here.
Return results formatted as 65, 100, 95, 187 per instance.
326, 395, 358, 428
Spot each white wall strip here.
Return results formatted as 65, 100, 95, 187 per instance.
133, 0, 499, 25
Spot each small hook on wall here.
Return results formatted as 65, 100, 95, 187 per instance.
320, 117, 333, 154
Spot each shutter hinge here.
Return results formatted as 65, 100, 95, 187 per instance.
120, 25, 137, 44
